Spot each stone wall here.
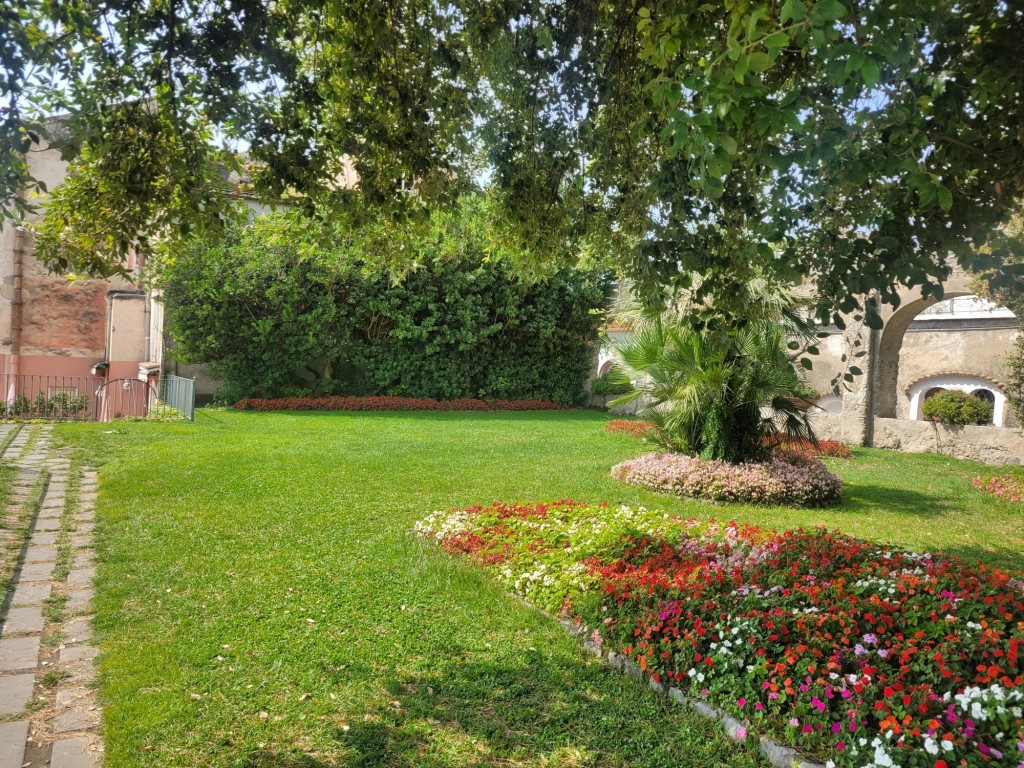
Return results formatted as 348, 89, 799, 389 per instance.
810, 413, 1024, 466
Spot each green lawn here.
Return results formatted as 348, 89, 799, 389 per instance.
53, 410, 1024, 768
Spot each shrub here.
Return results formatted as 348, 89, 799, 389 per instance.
590, 374, 633, 397
972, 474, 1024, 502
921, 390, 993, 425
762, 435, 852, 459
608, 276, 821, 463
233, 396, 565, 412
611, 451, 842, 507
604, 419, 654, 438
415, 501, 1024, 768
162, 204, 611, 404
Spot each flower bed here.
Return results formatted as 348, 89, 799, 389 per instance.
612, 451, 843, 507
234, 396, 565, 412
972, 475, 1024, 502
764, 436, 852, 459
416, 501, 1024, 768
604, 419, 655, 438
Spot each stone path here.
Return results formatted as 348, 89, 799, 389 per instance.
0, 425, 103, 767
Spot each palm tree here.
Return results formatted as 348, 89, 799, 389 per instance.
607, 276, 819, 463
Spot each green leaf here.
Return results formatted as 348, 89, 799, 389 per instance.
861, 58, 880, 88
810, 0, 847, 22
748, 52, 773, 72
938, 186, 953, 213
720, 136, 738, 155
800, 358, 813, 370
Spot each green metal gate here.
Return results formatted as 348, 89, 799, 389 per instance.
158, 375, 196, 420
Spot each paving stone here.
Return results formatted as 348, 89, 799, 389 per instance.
53, 708, 100, 733
66, 591, 93, 613
33, 517, 60, 531
50, 737, 99, 768
64, 618, 94, 643
67, 568, 96, 588
10, 581, 51, 606
1, 606, 44, 634
0, 720, 29, 768
56, 689, 82, 706
0, 673, 34, 715
60, 645, 98, 662
17, 561, 54, 582
76, 522, 95, 533
72, 552, 95, 568
30, 531, 57, 546
37, 508, 62, 520
23, 545, 58, 563
0, 636, 40, 671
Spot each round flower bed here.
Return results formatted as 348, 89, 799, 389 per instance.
973, 474, 1024, 502
611, 451, 842, 507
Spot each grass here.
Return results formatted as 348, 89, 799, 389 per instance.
52, 409, 1024, 768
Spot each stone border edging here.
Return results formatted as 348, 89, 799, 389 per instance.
557, 618, 826, 768
0, 425, 104, 768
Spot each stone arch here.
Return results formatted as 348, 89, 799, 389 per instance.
873, 270, 975, 419
875, 293, 972, 417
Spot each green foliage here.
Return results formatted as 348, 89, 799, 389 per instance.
921, 390, 993, 426
0, 392, 89, 419
161, 206, 611, 404
4, 2, 1024, 325
609, 277, 818, 463
1008, 334, 1024, 426
590, 374, 633, 397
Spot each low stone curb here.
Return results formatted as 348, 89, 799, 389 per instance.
561, 619, 826, 768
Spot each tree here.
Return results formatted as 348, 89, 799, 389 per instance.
607, 276, 819, 463
3, 1, 1024, 325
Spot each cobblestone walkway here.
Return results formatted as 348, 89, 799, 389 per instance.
0, 424, 103, 767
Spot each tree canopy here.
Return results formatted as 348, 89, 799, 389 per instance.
3, 0, 1023, 324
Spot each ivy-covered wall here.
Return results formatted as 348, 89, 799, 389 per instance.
160, 207, 611, 404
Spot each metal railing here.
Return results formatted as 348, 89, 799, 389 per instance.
0, 374, 106, 421
158, 375, 196, 420
0, 373, 194, 422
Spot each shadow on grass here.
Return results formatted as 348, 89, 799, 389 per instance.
839, 482, 956, 517
331, 655, 766, 768
937, 543, 1024, 573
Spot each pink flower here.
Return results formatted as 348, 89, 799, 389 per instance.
737, 698, 746, 708
735, 726, 747, 741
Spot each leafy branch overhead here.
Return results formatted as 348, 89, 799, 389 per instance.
3, 0, 1023, 323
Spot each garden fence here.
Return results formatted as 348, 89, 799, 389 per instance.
0, 373, 193, 422
158, 375, 196, 420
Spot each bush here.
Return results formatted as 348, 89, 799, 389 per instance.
921, 390, 993, 425
604, 419, 654, 437
590, 374, 633, 397
233, 396, 565, 412
611, 451, 843, 507
416, 501, 1024, 768
161, 204, 611, 404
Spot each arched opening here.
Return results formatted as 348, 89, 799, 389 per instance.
875, 290, 1016, 419
875, 293, 971, 418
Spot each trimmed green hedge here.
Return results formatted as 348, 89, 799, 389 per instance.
162, 206, 611, 404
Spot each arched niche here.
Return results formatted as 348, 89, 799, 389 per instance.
906, 374, 1007, 426
814, 394, 843, 414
